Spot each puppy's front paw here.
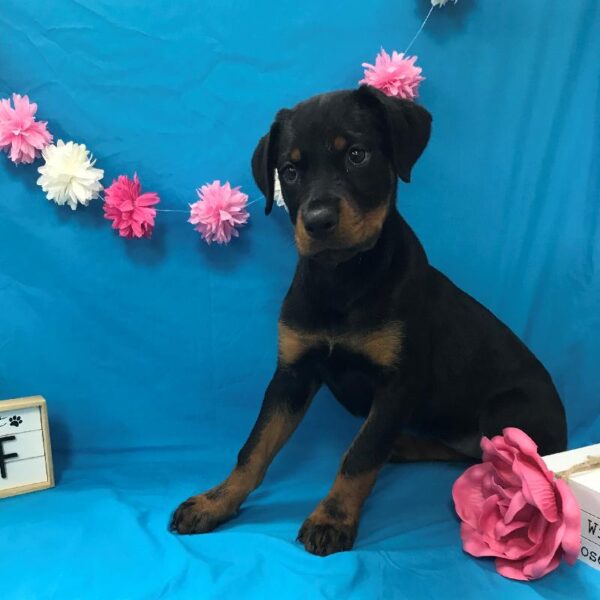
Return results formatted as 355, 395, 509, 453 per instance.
169, 492, 236, 535
297, 513, 358, 556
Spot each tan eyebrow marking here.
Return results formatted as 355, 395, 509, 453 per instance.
333, 136, 347, 151
290, 148, 301, 162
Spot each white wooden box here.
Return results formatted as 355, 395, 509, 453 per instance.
0, 396, 54, 499
544, 443, 600, 571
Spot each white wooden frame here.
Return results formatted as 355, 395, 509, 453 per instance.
0, 395, 54, 499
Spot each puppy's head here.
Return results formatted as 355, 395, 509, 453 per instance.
252, 86, 431, 264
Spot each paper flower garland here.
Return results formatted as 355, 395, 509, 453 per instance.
453, 428, 580, 581
0, 93, 53, 164
273, 170, 287, 211
359, 0, 458, 100
37, 140, 104, 210
2, 2, 452, 226
189, 180, 250, 245
360, 49, 424, 100
103, 174, 160, 239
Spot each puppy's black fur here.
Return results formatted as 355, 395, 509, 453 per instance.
170, 87, 567, 556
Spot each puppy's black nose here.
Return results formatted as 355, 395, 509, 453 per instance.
302, 204, 339, 239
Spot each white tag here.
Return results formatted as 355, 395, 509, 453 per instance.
544, 443, 600, 570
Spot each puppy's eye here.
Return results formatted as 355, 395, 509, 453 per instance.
281, 165, 298, 184
348, 147, 369, 166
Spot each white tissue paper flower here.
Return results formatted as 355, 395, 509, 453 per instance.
273, 169, 287, 212
37, 140, 104, 210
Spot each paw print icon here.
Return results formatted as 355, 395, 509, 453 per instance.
9, 416, 22, 427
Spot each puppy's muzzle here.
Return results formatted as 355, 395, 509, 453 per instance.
301, 199, 339, 240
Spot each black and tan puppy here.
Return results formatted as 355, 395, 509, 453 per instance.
170, 86, 567, 555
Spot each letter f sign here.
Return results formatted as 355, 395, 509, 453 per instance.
0, 436, 18, 478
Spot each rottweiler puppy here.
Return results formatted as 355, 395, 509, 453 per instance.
170, 86, 567, 556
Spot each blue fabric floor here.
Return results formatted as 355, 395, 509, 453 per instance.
3, 415, 600, 599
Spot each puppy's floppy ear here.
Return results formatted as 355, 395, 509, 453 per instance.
251, 110, 288, 215
356, 85, 432, 183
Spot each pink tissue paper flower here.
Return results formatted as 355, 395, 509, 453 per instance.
359, 49, 424, 100
103, 174, 160, 239
189, 180, 249, 245
452, 427, 580, 581
0, 93, 53, 164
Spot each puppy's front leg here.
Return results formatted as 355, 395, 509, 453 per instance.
298, 385, 403, 556
170, 363, 319, 534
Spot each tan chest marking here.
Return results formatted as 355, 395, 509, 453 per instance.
278, 321, 404, 367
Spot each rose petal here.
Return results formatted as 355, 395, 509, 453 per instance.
495, 558, 529, 581
481, 436, 520, 486
521, 520, 565, 578
497, 552, 561, 581
479, 495, 502, 533
460, 522, 500, 558
503, 427, 554, 483
512, 456, 559, 522
504, 490, 528, 524
501, 528, 538, 560
452, 463, 494, 529
528, 513, 548, 544
495, 519, 529, 539
484, 472, 514, 502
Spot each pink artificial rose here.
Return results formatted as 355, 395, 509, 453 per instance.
452, 427, 580, 580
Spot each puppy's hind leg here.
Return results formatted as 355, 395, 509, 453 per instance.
480, 383, 567, 456
388, 433, 469, 463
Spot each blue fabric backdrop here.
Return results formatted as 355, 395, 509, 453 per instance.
1, 1, 599, 598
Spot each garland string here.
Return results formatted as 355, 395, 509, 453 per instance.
404, 4, 436, 54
